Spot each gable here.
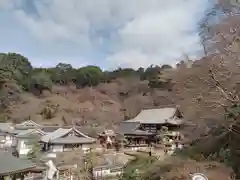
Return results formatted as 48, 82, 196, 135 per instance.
64, 128, 91, 139
19, 120, 40, 127
16, 128, 46, 138
28, 129, 45, 136
173, 108, 183, 118
41, 127, 94, 143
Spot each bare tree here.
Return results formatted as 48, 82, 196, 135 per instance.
171, 1, 240, 177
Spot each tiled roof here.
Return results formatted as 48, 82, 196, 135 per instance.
15, 129, 46, 138
41, 127, 95, 144
51, 136, 95, 144
0, 123, 14, 133
0, 152, 35, 176
41, 128, 70, 143
117, 122, 141, 135
125, 108, 183, 125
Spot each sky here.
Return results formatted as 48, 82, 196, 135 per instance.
0, 0, 211, 69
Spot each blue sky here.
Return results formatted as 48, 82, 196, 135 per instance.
0, 0, 211, 69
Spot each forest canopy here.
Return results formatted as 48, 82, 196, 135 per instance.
0, 52, 173, 94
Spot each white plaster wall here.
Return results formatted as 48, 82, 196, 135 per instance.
52, 145, 64, 152
93, 169, 111, 177
93, 169, 122, 179
46, 152, 57, 158
63, 147, 73, 151
17, 140, 31, 155
82, 144, 91, 153
4, 135, 13, 147
81, 144, 91, 149
178, 144, 183, 149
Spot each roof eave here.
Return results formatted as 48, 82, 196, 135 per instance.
0, 166, 36, 176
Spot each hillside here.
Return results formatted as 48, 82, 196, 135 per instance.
0, 77, 173, 132
0, 52, 175, 131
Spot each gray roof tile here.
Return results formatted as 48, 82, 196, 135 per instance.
41, 128, 70, 142
0, 123, 14, 133
117, 122, 141, 135
0, 152, 35, 176
51, 136, 95, 144
125, 108, 183, 125
41, 127, 95, 144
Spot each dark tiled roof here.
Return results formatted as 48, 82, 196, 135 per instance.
0, 152, 35, 176
117, 122, 141, 135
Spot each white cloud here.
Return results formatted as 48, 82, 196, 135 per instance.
31, 56, 89, 68
0, 0, 210, 69
106, 50, 154, 69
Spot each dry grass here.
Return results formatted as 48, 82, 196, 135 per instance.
3, 78, 173, 128
143, 156, 233, 180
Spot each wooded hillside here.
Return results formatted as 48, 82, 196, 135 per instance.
0, 53, 175, 133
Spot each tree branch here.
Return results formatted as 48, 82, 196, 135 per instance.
208, 69, 239, 102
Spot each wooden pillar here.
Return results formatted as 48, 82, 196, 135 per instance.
19, 173, 24, 180
56, 170, 59, 180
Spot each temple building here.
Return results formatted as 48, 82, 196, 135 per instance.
117, 107, 184, 150
40, 127, 96, 154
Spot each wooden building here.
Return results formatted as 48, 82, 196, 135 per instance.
118, 107, 184, 149
118, 122, 156, 148
98, 130, 116, 149
40, 127, 96, 154
125, 107, 183, 132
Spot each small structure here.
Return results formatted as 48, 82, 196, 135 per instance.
98, 130, 116, 149
92, 152, 128, 180
161, 131, 184, 154
15, 128, 46, 156
0, 151, 35, 179
93, 164, 123, 180
41, 127, 96, 154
